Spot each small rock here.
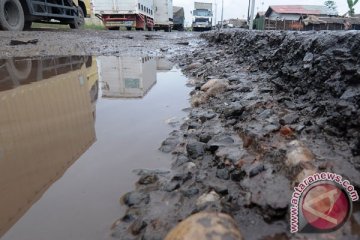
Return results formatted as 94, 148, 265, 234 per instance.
216, 168, 230, 180
286, 140, 314, 167
138, 174, 158, 185
249, 164, 266, 178
130, 219, 147, 235
164, 182, 180, 192
122, 192, 150, 207
186, 141, 205, 159
196, 190, 220, 207
200, 79, 229, 97
231, 169, 246, 182
182, 188, 200, 197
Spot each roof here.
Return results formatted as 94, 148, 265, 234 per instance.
304, 16, 360, 25
265, 5, 337, 17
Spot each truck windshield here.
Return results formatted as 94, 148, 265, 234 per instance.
195, 18, 209, 23
193, 10, 212, 17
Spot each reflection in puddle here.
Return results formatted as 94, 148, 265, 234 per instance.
0, 57, 98, 237
0, 55, 190, 240
99, 56, 173, 99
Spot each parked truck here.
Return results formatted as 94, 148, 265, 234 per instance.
0, 0, 90, 31
94, 0, 154, 30
153, 0, 172, 32
192, 1, 213, 31
172, 6, 184, 31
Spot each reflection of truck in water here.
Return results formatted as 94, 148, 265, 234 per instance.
94, 0, 154, 30
153, 0, 173, 32
192, 1, 213, 31
99, 56, 156, 98
0, 0, 90, 31
172, 6, 184, 31
0, 56, 97, 237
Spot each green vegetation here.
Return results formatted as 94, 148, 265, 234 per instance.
84, 23, 106, 30
347, 0, 359, 16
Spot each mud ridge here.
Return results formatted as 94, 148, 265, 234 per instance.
112, 29, 360, 240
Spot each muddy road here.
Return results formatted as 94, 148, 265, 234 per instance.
0, 30, 200, 58
0, 28, 359, 240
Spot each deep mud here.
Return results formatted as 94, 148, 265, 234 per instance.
113, 30, 360, 240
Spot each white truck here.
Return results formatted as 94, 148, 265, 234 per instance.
192, 1, 213, 31
153, 0, 173, 32
94, 0, 155, 30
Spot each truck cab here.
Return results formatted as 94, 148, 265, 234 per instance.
192, 2, 212, 31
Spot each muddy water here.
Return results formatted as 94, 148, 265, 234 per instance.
0, 56, 190, 240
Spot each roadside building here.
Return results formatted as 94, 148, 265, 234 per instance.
256, 5, 337, 30
303, 16, 360, 30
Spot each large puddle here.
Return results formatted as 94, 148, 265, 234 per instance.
0, 56, 191, 240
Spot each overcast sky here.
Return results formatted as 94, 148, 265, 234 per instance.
173, 0, 360, 26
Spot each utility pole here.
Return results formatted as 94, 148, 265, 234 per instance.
249, 0, 255, 30
221, 0, 224, 28
214, 0, 217, 28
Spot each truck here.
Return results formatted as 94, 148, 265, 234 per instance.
192, 1, 213, 31
94, 0, 154, 30
0, 0, 90, 31
172, 6, 184, 31
153, 0, 172, 32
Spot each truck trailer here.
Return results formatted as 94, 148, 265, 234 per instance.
153, 0, 172, 32
192, 1, 213, 31
0, 0, 90, 31
94, 0, 154, 30
172, 6, 184, 31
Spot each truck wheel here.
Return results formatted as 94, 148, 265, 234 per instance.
164, 26, 171, 32
126, 26, 132, 31
5, 58, 32, 85
0, 0, 25, 31
69, 6, 85, 29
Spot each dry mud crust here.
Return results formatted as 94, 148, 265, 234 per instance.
113, 29, 360, 240
0, 30, 200, 58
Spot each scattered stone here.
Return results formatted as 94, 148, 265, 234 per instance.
138, 174, 158, 185
249, 164, 266, 178
122, 192, 150, 207
196, 190, 220, 207
286, 140, 315, 167
186, 141, 205, 159
130, 219, 147, 235
216, 168, 230, 180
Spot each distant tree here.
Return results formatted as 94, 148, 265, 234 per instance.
324, 0, 337, 12
347, 0, 359, 16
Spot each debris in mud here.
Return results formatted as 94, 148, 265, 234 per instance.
176, 41, 189, 46
10, 38, 38, 45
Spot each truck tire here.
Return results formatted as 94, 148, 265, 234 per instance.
69, 6, 85, 29
0, 0, 25, 31
126, 26, 132, 31
5, 58, 32, 85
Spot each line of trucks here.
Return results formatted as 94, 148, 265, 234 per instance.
0, 0, 213, 31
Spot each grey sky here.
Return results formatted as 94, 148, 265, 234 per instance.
173, 0, 360, 26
